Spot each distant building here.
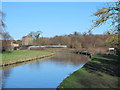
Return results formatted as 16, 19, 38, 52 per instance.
108, 48, 116, 54
22, 36, 34, 46
11, 43, 19, 47
0, 40, 13, 52
10, 41, 20, 50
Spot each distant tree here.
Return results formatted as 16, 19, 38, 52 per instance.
104, 29, 116, 35
82, 32, 87, 35
29, 31, 42, 40
106, 34, 119, 48
73, 32, 80, 35
2, 32, 13, 51
104, 31, 112, 35
90, 1, 120, 54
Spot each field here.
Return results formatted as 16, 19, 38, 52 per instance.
0, 50, 54, 66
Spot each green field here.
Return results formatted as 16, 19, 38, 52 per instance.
58, 54, 119, 88
0, 50, 54, 65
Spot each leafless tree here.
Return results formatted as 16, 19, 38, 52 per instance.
0, 10, 13, 52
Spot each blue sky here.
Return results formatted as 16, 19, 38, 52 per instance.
2, 2, 110, 40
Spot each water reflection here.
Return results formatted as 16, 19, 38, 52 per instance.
2, 52, 89, 88
50, 52, 89, 66
1, 69, 13, 89
0, 71, 2, 89
26, 52, 89, 69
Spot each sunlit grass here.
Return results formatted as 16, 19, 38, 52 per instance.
0, 50, 54, 63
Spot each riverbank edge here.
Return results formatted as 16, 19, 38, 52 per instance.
57, 54, 119, 88
0, 53, 55, 68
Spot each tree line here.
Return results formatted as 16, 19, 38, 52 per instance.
29, 32, 110, 49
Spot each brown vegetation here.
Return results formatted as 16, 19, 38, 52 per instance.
28, 34, 110, 51
19, 33, 111, 54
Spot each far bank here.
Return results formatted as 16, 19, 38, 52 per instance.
0, 50, 55, 69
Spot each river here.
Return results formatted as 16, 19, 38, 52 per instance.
1, 52, 89, 88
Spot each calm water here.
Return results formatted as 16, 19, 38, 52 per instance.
1, 52, 89, 88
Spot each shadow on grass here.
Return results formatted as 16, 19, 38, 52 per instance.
2, 51, 12, 54
96, 54, 119, 61
58, 54, 119, 88
92, 57, 118, 65
85, 54, 119, 77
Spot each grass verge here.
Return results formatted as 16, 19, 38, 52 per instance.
0, 50, 54, 66
58, 54, 119, 88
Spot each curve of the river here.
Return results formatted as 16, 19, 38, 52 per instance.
1, 52, 89, 88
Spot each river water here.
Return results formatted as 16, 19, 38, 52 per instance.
1, 52, 89, 88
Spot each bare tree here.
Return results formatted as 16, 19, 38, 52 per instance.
90, 2, 119, 33
89, 1, 120, 54
0, 10, 13, 52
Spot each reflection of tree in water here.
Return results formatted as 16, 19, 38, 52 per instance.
2, 69, 12, 88
0, 71, 2, 89
28, 60, 44, 69
25, 52, 89, 69
50, 52, 89, 66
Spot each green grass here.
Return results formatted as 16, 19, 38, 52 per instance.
58, 54, 119, 88
92, 54, 118, 61
59, 69, 118, 88
89, 60, 101, 64
0, 50, 54, 65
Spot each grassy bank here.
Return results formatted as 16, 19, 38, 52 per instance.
0, 50, 54, 67
58, 54, 119, 88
